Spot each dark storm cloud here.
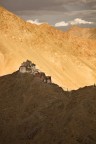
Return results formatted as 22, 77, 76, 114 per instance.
0, 0, 96, 11
15, 9, 96, 23
0, 0, 64, 11
0, 0, 96, 27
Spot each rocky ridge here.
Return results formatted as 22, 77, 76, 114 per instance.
0, 70, 96, 144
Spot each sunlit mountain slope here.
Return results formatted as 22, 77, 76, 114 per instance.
0, 6, 96, 90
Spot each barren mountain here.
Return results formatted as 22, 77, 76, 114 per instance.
0, 71, 96, 144
0, 6, 96, 90
68, 26, 96, 39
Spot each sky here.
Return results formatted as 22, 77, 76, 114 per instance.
0, 0, 96, 29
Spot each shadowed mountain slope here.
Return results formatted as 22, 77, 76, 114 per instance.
0, 71, 96, 144
0, 7, 96, 90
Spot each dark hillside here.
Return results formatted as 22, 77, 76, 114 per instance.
0, 71, 96, 144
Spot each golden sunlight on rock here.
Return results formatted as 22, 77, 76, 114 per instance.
0, 6, 96, 90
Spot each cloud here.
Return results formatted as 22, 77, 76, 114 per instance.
55, 21, 69, 27
55, 18, 94, 27
70, 18, 94, 25
27, 19, 43, 25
